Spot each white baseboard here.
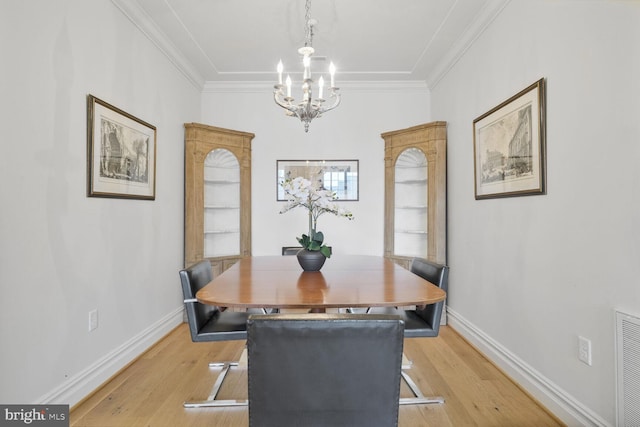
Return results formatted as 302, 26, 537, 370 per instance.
38, 307, 184, 407
446, 307, 610, 427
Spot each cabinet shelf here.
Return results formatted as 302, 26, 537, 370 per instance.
396, 164, 427, 169
395, 230, 428, 235
204, 179, 240, 184
205, 230, 240, 235
395, 205, 427, 210
395, 179, 427, 184
205, 205, 240, 209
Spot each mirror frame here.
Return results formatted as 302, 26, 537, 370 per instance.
277, 159, 359, 201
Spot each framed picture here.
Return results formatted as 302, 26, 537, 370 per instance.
87, 95, 156, 199
277, 159, 359, 201
473, 78, 546, 199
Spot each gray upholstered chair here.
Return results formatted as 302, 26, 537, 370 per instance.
247, 313, 404, 427
282, 246, 331, 256
369, 257, 449, 337
368, 257, 448, 405
281, 246, 302, 255
179, 260, 249, 407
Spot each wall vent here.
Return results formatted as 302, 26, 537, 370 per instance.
616, 310, 640, 426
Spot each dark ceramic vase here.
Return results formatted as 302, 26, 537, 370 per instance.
296, 249, 327, 271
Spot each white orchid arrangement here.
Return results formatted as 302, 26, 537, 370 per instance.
279, 176, 354, 257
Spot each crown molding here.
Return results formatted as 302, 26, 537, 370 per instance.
110, 0, 205, 90
202, 80, 429, 94
111, 0, 509, 93
427, 0, 511, 89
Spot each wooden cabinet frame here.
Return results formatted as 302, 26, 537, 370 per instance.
184, 123, 253, 270
382, 122, 447, 268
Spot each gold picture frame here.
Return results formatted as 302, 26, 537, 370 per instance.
87, 95, 156, 200
473, 78, 546, 199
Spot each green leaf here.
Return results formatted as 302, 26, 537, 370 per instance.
320, 246, 332, 258
308, 240, 322, 251
296, 234, 309, 248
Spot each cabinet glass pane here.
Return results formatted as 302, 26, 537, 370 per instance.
204, 149, 240, 257
394, 148, 427, 257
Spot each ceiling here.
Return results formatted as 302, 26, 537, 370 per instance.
112, 0, 508, 89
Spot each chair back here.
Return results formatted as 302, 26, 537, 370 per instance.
410, 258, 449, 335
180, 260, 216, 342
247, 313, 404, 427
180, 260, 248, 342
282, 246, 331, 256
281, 246, 302, 255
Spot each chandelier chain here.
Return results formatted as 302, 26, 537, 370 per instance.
304, 0, 313, 47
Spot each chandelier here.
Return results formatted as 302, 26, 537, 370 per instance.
274, 0, 341, 132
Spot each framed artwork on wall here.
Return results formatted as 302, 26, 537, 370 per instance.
87, 95, 156, 200
277, 159, 359, 201
473, 78, 546, 200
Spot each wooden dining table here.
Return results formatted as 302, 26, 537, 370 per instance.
196, 255, 446, 310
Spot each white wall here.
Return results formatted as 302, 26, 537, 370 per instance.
432, 2, 640, 426
201, 83, 431, 256
0, 1, 199, 405
3, 2, 636, 423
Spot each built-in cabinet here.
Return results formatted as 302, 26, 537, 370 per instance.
382, 122, 447, 270
184, 123, 253, 275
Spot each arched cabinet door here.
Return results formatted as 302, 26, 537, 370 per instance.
382, 122, 447, 270
184, 123, 253, 276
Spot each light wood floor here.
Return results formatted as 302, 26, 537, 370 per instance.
70, 323, 564, 427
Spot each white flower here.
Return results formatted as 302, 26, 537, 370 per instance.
279, 177, 354, 255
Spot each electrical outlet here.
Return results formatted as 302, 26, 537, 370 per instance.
89, 309, 98, 332
578, 336, 592, 366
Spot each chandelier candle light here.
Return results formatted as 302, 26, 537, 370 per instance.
274, 0, 341, 132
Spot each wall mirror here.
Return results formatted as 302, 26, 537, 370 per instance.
277, 160, 359, 201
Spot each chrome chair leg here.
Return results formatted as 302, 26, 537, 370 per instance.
345, 307, 372, 314
184, 350, 249, 408
399, 370, 444, 405
399, 357, 444, 405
